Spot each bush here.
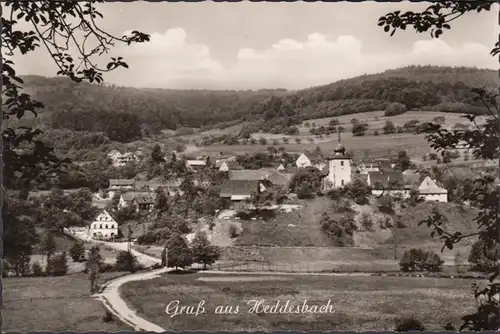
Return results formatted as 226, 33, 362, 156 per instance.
102, 309, 114, 323
31, 261, 45, 277
228, 224, 239, 238
151, 263, 163, 270
46, 251, 69, 276
99, 263, 117, 273
443, 322, 455, 331
377, 195, 394, 214
399, 248, 444, 272
69, 240, 86, 262
115, 251, 140, 273
468, 240, 500, 272
385, 102, 408, 117
394, 317, 426, 332
359, 213, 373, 231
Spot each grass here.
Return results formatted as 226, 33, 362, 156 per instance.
215, 198, 479, 272
3, 272, 131, 332
120, 272, 478, 331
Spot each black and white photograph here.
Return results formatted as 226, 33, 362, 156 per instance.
2, 0, 500, 332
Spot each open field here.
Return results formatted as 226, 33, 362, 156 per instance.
3, 272, 131, 332
120, 272, 477, 331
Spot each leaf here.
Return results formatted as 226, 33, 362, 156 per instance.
384, 25, 390, 32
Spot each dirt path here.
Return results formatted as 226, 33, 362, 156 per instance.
95, 267, 169, 332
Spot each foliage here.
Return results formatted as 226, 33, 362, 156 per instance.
343, 178, 371, 205
191, 231, 221, 269
228, 224, 239, 238
166, 232, 193, 269
377, 194, 394, 214
289, 167, 323, 197
359, 213, 373, 232
384, 102, 408, 116
115, 251, 140, 273
383, 120, 396, 134
86, 246, 103, 293
46, 251, 69, 276
351, 122, 369, 136
399, 248, 444, 272
468, 240, 500, 273
394, 317, 426, 332
69, 240, 86, 262
31, 261, 44, 277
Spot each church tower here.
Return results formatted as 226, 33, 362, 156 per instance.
325, 143, 352, 189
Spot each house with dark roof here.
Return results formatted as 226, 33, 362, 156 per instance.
228, 169, 271, 181
220, 180, 266, 201
109, 179, 135, 189
132, 193, 157, 211
367, 170, 411, 198
358, 159, 395, 174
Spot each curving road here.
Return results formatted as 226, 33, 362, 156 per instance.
96, 267, 169, 332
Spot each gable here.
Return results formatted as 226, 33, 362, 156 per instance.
418, 176, 438, 190
93, 210, 117, 224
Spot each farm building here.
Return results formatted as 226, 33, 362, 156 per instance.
88, 210, 118, 240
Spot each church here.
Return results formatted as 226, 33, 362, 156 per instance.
323, 143, 352, 190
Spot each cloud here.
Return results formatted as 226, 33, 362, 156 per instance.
12, 28, 498, 90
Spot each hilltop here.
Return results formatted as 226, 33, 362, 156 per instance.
16, 65, 498, 143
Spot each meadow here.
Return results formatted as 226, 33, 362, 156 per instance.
3, 272, 131, 332
120, 272, 477, 331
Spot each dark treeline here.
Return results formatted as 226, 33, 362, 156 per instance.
20, 65, 498, 141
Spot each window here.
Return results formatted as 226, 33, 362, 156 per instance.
340, 161, 344, 166
93, 233, 97, 237
100, 224, 103, 229
111, 224, 115, 229
105, 224, 108, 229
341, 179, 344, 186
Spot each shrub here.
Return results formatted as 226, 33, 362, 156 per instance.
31, 261, 44, 277
399, 248, 444, 272
69, 240, 86, 262
115, 251, 140, 273
102, 309, 114, 323
468, 240, 500, 272
377, 195, 394, 214
151, 263, 163, 270
228, 224, 239, 238
46, 251, 69, 276
443, 322, 455, 331
385, 102, 407, 117
359, 213, 373, 232
394, 317, 426, 332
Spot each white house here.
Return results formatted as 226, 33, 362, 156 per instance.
107, 150, 139, 167
296, 153, 312, 168
88, 210, 118, 240
417, 176, 448, 202
186, 160, 206, 171
276, 163, 285, 171
324, 144, 352, 189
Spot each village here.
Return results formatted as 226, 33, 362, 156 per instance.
85, 141, 451, 241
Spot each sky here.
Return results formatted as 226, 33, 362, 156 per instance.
9, 1, 499, 90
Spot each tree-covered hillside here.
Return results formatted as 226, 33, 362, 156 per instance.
18, 65, 498, 141
240, 66, 499, 135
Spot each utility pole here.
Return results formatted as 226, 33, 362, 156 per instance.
127, 225, 132, 253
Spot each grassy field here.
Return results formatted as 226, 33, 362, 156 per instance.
120, 272, 478, 331
191, 110, 488, 161
3, 272, 131, 332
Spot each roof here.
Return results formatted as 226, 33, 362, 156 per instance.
187, 160, 206, 166
368, 171, 406, 189
302, 151, 323, 164
110, 179, 135, 187
220, 180, 260, 197
418, 176, 448, 194
133, 193, 156, 204
93, 210, 117, 224
229, 169, 271, 181
266, 171, 292, 187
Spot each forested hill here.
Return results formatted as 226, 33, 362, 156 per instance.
241, 65, 499, 135
19, 65, 499, 141
20, 75, 286, 136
